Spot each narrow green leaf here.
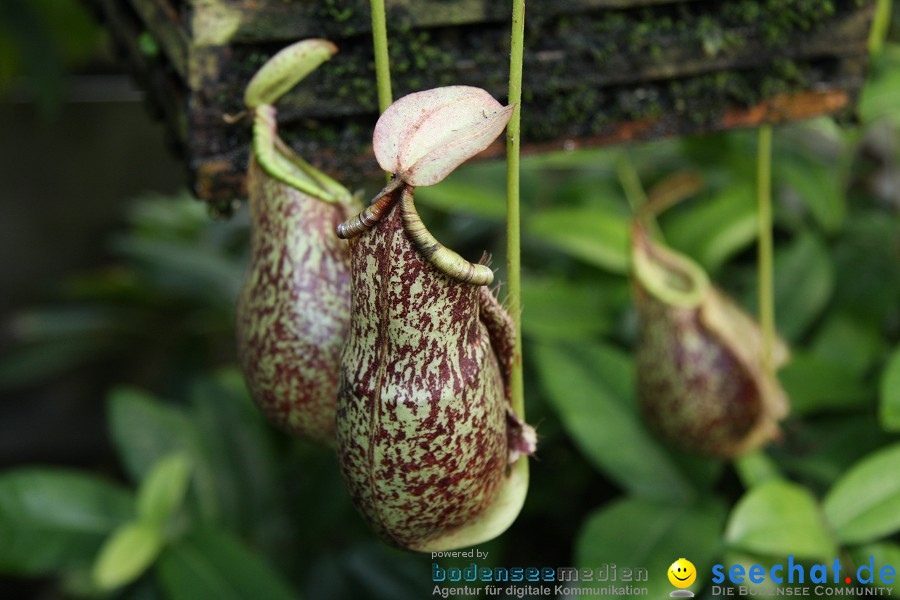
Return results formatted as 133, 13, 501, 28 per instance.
833, 210, 900, 321
880, 346, 900, 432
521, 277, 619, 341
10, 306, 133, 340
107, 387, 195, 482
780, 352, 872, 415
725, 480, 836, 559
92, 522, 164, 590
414, 177, 505, 219
859, 45, 900, 126
533, 341, 694, 502
157, 528, 299, 600
772, 232, 835, 341
415, 160, 540, 219
341, 544, 441, 600
720, 552, 782, 596
0, 338, 109, 390
0, 469, 134, 574
110, 236, 244, 306
777, 157, 844, 233
137, 453, 192, 525
576, 497, 727, 599
811, 314, 884, 377
733, 452, 781, 488
107, 387, 221, 522
527, 207, 630, 274
848, 543, 900, 578
779, 415, 890, 488
187, 370, 285, 533
823, 443, 900, 544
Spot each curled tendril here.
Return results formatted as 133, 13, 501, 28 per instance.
337, 183, 493, 286
336, 182, 400, 239
399, 187, 494, 286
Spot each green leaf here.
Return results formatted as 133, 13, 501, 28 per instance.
848, 542, 900, 577
0, 469, 134, 574
880, 346, 900, 432
107, 387, 222, 523
811, 314, 884, 377
771, 232, 835, 341
832, 210, 900, 320
733, 451, 781, 488
779, 352, 872, 414
575, 497, 727, 599
664, 185, 757, 272
720, 552, 782, 596
414, 175, 505, 219
725, 479, 836, 559
137, 453, 192, 525
9, 306, 136, 340
533, 341, 694, 502
110, 236, 243, 307
823, 442, 900, 544
187, 370, 284, 533
521, 277, 619, 341
521, 146, 619, 169
779, 415, 890, 487
339, 543, 442, 600
776, 156, 844, 233
107, 387, 195, 483
92, 522, 164, 590
859, 45, 900, 127
157, 528, 299, 600
527, 207, 630, 274
0, 338, 109, 390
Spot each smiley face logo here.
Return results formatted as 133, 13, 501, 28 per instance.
668, 558, 696, 588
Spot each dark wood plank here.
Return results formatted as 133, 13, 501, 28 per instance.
128, 0, 190, 79
86, 0, 877, 203
188, 0, 702, 46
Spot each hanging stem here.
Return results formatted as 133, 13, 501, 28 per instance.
869, 0, 892, 56
757, 125, 775, 377
617, 152, 649, 214
370, 0, 393, 114
734, 450, 781, 488
506, 0, 526, 419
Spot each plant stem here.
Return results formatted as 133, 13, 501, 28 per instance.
869, 0, 892, 56
757, 125, 775, 377
369, 0, 393, 114
507, 0, 525, 419
617, 153, 664, 241
734, 451, 781, 488
616, 153, 648, 214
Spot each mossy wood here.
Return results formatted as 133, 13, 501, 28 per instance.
87, 0, 877, 209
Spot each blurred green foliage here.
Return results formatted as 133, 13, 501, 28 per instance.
0, 0, 106, 115
1, 8, 900, 600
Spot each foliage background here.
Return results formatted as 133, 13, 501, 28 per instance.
0, 2, 899, 599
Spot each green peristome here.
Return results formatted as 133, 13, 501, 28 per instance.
632, 223, 790, 458
245, 38, 352, 206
